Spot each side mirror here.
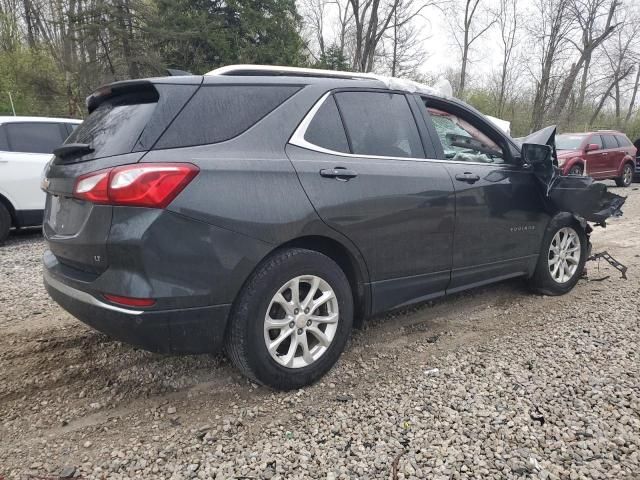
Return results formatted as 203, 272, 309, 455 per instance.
521, 143, 552, 166
585, 143, 600, 152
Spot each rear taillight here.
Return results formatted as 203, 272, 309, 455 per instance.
74, 163, 198, 208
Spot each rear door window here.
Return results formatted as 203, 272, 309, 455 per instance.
334, 92, 424, 158
156, 85, 301, 149
4, 122, 66, 154
303, 95, 349, 153
602, 135, 618, 149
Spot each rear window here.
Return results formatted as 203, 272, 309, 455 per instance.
303, 95, 349, 153
5, 122, 66, 154
155, 85, 301, 149
602, 135, 618, 149
65, 95, 157, 162
334, 92, 424, 158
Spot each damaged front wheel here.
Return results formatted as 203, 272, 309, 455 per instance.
529, 215, 588, 295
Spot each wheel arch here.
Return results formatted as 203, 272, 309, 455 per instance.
621, 157, 635, 174
272, 235, 371, 326
0, 192, 16, 227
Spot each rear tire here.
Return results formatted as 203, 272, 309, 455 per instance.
225, 248, 353, 390
529, 215, 588, 296
615, 163, 633, 187
568, 164, 583, 176
0, 203, 11, 244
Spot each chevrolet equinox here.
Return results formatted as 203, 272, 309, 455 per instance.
43, 65, 602, 389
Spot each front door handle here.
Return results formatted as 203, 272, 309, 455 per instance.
454, 172, 480, 183
320, 167, 358, 180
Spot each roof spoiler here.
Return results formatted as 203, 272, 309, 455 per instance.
85, 80, 158, 113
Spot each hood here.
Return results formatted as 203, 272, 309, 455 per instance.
521, 125, 625, 226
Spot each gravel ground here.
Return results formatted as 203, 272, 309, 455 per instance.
0, 182, 638, 480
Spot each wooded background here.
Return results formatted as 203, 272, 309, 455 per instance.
1, 0, 639, 139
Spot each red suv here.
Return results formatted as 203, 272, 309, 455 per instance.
555, 131, 637, 187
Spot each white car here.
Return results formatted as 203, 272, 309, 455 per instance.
0, 116, 82, 242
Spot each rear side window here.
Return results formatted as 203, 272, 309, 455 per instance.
303, 95, 349, 153
334, 92, 424, 158
616, 135, 632, 147
5, 122, 66, 154
156, 85, 301, 149
602, 135, 618, 149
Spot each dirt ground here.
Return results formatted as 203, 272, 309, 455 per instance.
0, 182, 638, 480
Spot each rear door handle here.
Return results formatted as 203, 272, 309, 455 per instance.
320, 167, 358, 180
454, 172, 480, 183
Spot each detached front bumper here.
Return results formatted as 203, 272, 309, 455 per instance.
44, 269, 230, 354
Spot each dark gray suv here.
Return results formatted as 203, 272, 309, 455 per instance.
43, 66, 610, 389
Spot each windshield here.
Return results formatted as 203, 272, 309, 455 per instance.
556, 134, 586, 150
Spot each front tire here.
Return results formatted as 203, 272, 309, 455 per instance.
529, 215, 588, 296
615, 163, 633, 187
225, 248, 353, 390
0, 203, 11, 244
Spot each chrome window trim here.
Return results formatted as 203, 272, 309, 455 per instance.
288, 92, 513, 168
44, 270, 144, 316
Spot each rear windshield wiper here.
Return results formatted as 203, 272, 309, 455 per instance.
53, 143, 94, 159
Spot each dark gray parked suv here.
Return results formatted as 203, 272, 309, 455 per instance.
43, 66, 608, 389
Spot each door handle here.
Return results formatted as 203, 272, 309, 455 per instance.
320, 167, 358, 180
454, 172, 480, 183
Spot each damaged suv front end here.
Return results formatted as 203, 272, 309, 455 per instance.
518, 125, 626, 226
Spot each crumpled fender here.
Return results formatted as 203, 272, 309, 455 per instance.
521, 125, 625, 226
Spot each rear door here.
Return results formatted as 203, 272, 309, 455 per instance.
418, 97, 549, 291
0, 121, 68, 212
600, 134, 622, 178
287, 90, 455, 313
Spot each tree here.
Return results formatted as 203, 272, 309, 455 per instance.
384, 0, 426, 77
448, 0, 495, 96
315, 43, 350, 70
493, 0, 520, 117
528, 0, 573, 131
550, 0, 620, 121
154, 0, 305, 74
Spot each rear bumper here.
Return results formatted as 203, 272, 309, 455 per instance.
44, 269, 231, 354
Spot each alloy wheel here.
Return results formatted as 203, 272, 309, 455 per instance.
623, 165, 633, 186
548, 227, 581, 283
264, 275, 339, 368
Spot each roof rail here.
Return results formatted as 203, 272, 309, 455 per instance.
205, 64, 450, 98
206, 64, 379, 81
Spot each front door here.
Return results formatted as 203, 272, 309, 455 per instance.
287, 90, 455, 313
419, 98, 550, 291
597, 134, 622, 179
584, 134, 607, 177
